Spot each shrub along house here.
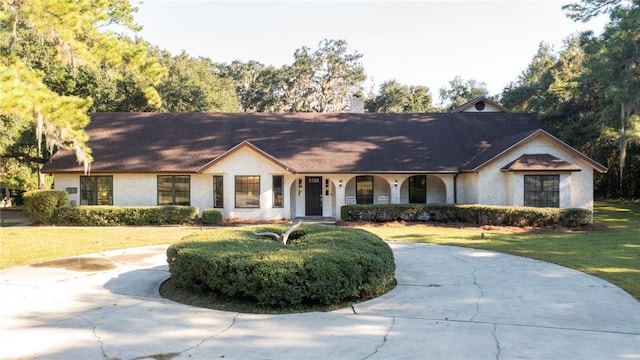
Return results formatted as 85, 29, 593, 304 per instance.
43, 98, 607, 221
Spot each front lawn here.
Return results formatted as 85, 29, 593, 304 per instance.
355, 200, 640, 301
0, 226, 200, 269
2, 201, 638, 301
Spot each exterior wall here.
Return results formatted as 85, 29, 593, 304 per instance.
426, 175, 446, 203
201, 146, 292, 220
53, 174, 81, 206
51, 136, 597, 220
456, 173, 479, 204
476, 137, 595, 211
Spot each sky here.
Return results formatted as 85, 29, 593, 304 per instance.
131, 0, 609, 98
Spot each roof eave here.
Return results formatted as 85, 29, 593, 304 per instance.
195, 140, 298, 174
469, 129, 608, 174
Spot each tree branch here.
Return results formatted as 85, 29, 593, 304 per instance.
254, 221, 302, 245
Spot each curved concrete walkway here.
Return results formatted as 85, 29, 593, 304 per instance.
1, 243, 638, 360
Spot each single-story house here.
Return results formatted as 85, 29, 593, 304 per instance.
43, 98, 607, 221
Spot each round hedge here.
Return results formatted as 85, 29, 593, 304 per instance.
166, 224, 396, 308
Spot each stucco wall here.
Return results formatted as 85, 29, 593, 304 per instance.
201, 146, 292, 220
51, 135, 597, 221
457, 172, 479, 204
475, 137, 595, 211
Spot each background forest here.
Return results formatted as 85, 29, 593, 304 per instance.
1, 0, 639, 199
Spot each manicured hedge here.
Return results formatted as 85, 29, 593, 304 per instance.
23, 189, 68, 224
166, 224, 396, 307
54, 205, 199, 226
201, 209, 223, 225
341, 204, 592, 227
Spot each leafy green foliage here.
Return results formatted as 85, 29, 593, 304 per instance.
438, 76, 489, 110
22, 189, 67, 224
166, 225, 396, 308
201, 209, 223, 225
157, 52, 239, 112
54, 206, 198, 226
0, 0, 166, 170
216, 39, 365, 112
365, 80, 435, 113
341, 204, 592, 227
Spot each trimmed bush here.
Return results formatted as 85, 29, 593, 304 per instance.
201, 209, 223, 225
23, 189, 68, 224
54, 205, 198, 226
166, 224, 396, 308
341, 203, 592, 227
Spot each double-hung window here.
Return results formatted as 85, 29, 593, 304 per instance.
80, 176, 113, 205
213, 175, 224, 208
356, 176, 374, 204
524, 175, 559, 208
273, 175, 284, 208
235, 176, 260, 208
409, 175, 427, 204
158, 175, 190, 205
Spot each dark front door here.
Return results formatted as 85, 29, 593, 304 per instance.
305, 176, 322, 216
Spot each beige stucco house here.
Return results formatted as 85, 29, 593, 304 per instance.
43, 98, 607, 221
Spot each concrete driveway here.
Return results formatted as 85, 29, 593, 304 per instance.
1, 242, 638, 360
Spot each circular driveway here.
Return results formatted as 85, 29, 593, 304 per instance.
1, 242, 638, 359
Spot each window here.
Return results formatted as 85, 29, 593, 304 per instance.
525, 175, 559, 208
80, 176, 113, 205
409, 175, 427, 204
213, 176, 223, 208
356, 176, 373, 204
273, 175, 284, 208
235, 176, 260, 208
158, 175, 190, 205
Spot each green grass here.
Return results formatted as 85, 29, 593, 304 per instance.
2, 201, 638, 302
355, 200, 640, 301
0, 226, 200, 268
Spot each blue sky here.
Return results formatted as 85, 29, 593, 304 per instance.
132, 0, 608, 97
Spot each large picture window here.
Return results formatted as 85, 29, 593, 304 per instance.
158, 175, 190, 205
235, 176, 260, 208
273, 175, 284, 208
80, 176, 113, 205
525, 175, 559, 208
213, 175, 224, 208
356, 175, 374, 204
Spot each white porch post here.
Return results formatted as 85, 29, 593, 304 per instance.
334, 178, 346, 220
391, 178, 400, 203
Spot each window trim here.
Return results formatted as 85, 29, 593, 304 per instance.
213, 175, 224, 208
524, 174, 560, 208
80, 175, 113, 205
235, 175, 260, 208
356, 175, 374, 205
273, 175, 284, 208
408, 175, 427, 204
157, 175, 191, 206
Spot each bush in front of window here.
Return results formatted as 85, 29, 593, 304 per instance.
54, 206, 198, 226
341, 204, 592, 227
201, 209, 223, 225
23, 189, 68, 224
166, 224, 396, 309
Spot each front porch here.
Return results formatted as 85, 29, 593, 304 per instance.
289, 174, 456, 220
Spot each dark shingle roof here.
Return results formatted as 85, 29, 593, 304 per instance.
43, 112, 546, 174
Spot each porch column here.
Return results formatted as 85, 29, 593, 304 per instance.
391, 178, 401, 204
333, 178, 346, 220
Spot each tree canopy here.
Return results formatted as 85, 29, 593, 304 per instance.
0, 0, 165, 174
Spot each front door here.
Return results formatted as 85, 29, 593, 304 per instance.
305, 176, 322, 216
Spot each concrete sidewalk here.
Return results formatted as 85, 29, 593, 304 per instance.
0, 243, 638, 360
